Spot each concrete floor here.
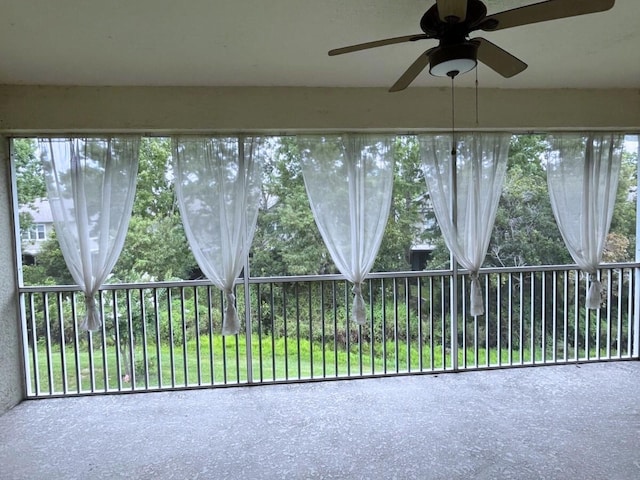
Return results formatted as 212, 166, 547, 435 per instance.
1, 362, 639, 480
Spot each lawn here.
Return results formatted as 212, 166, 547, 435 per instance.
28, 334, 590, 395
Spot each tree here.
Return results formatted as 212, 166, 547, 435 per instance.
19, 138, 197, 285
607, 148, 637, 260
489, 135, 572, 267
22, 231, 75, 286
14, 134, 639, 286
13, 139, 69, 286
424, 135, 580, 269
131, 138, 178, 218
251, 138, 332, 277
251, 136, 433, 277
13, 139, 46, 205
13, 139, 46, 235
374, 136, 430, 272
113, 138, 196, 281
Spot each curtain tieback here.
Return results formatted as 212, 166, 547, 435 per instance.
222, 289, 240, 336
586, 271, 602, 310
469, 272, 484, 317
81, 293, 102, 332
224, 289, 235, 305
352, 282, 366, 326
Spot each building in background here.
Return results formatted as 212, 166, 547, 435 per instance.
19, 198, 53, 264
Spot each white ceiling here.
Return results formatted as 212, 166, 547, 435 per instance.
1, 0, 638, 90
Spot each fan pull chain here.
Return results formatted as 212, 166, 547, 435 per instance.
475, 67, 479, 126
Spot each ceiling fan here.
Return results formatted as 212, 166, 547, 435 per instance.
328, 0, 616, 92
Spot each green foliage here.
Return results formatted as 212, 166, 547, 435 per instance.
374, 136, 430, 272
18, 137, 197, 285
252, 136, 432, 276
13, 139, 46, 205
490, 135, 637, 266
113, 137, 198, 281
23, 231, 75, 285
132, 138, 177, 218
608, 149, 638, 259
114, 215, 194, 282
251, 138, 332, 276
425, 134, 639, 268
13, 139, 46, 236
489, 135, 572, 267
14, 135, 639, 287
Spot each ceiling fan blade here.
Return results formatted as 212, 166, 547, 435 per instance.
481, 0, 615, 31
328, 34, 430, 56
474, 38, 527, 78
389, 50, 434, 92
436, 0, 468, 23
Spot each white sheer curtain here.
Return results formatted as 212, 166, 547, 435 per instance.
546, 132, 624, 309
39, 137, 140, 331
420, 133, 510, 316
173, 136, 265, 335
298, 134, 394, 325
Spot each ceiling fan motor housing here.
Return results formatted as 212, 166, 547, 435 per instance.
420, 0, 487, 35
420, 0, 486, 77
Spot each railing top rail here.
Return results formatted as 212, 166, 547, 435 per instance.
18, 262, 640, 293
478, 262, 640, 274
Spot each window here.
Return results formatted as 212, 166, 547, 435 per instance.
22, 224, 46, 241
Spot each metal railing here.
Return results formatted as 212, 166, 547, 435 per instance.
19, 263, 640, 397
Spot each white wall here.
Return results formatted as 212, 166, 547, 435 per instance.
0, 135, 24, 415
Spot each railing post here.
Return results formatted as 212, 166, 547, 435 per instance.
634, 266, 640, 358
633, 134, 640, 358
451, 263, 459, 371
244, 253, 254, 383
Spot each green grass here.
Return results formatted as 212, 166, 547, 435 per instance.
28, 334, 620, 395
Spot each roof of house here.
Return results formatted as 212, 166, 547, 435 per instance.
19, 198, 53, 224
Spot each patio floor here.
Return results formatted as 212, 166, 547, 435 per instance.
1, 361, 639, 479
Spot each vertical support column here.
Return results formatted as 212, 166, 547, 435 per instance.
0, 135, 26, 413
239, 136, 253, 383
633, 135, 640, 358
243, 254, 253, 384
10, 138, 31, 396
450, 145, 459, 372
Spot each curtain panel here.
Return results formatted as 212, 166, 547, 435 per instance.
546, 132, 624, 309
39, 137, 140, 331
420, 133, 510, 316
298, 134, 395, 325
173, 136, 266, 335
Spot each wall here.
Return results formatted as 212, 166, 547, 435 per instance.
1, 86, 639, 133
0, 135, 24, 415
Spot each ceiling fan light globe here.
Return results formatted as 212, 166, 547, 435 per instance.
430, 58, 477, 77
429, 42, 478, 77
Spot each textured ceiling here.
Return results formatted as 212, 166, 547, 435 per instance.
0, 0, 638, 89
